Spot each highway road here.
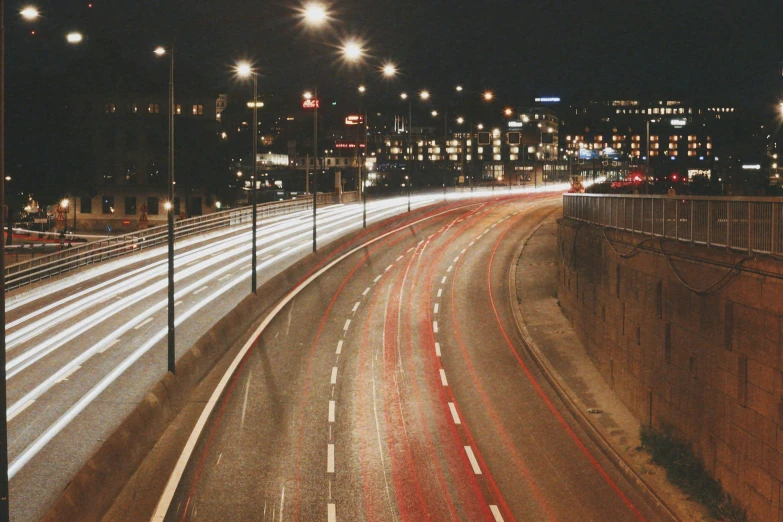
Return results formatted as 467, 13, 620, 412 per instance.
4, 195, 444, 522
157, 193, 661, 521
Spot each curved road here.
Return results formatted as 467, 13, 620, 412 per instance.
161, 193, 660, 521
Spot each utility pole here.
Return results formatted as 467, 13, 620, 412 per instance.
0, 0, 9, 517
251, 74, 258, 293
312, 88, 318, 253
166, 41, 176, 375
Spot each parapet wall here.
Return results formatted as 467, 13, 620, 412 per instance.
557, 218, 783, 522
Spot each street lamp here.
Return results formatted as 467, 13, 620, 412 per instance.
381, 62, 397, 78
340, 38, 365, 63
420, 90, 430, 100
65, 31, 83, 44
301, 2, 328, 26
235, 61, 260, 293
20, 6, 38, 20
483, 91, 494, 101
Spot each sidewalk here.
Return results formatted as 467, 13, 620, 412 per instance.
510, 210, 708, 522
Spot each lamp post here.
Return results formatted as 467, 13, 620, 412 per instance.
401, 93, 412, 211
236, 62, 259, 293
154, 45, 177, 374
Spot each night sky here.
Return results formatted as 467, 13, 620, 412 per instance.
7, 0, 783, 110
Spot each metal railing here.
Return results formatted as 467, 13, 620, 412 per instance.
4, 195, 327, 291
563, 194, 783, 256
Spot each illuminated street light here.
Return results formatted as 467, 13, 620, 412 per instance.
483, 91, 494, 101
504, 108, 513, 116
301, 2, 329, 27
304, 91, 313, 100
455, 85, 463, 92
60, 198, 69, 209
237, 171, 243, 177
400, 92, 408, 100
420, 90, 430, 100
164, 201, 173, 211
340, 39, 365, 63
477, 123, 484, 130
457, 117, 464, 124
20, 6, 39, 20
66, 32, 83, 44
381, 62, 397, 78
154, 46, 166, 56
358, 85, 366, 93
235, 61, 253, 79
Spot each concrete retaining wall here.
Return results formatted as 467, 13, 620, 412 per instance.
558, 218, 783, 522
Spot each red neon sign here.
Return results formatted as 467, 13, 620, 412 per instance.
302, 99, 320, 109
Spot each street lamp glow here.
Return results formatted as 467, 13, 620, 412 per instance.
237, 171, 243, 177
304, 91, 313, 100
164, 201, 173, 211
358, 85, 366, 93
154, 46, 167, 56
477, 123, 485, 130
455, 85, 463, 92
235, 61, 253, 79
420, 90, 430, 100
60, 198, 69, 209
457, 117, 464, 124
483, 91, 494, 101
340, 39, 365, 63
504, 108, 513, 116
20, 6, 39, 20
431, 110, 438, 117
400, 93, 408, 100
302, 2, 329, 27
381, 62, 397, 78
66, 32, 83, 44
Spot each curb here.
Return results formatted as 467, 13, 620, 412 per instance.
507, 213, 680, 522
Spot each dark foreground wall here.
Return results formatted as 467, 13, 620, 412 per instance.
557, 218, 783, 522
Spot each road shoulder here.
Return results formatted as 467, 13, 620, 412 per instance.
509, 210, 709, 522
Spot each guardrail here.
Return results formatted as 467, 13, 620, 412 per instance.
5, 196, 323, 291
563, 194, 783, 256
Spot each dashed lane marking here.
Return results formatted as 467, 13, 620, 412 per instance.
448, 402, 461, 425
363, 287, 370, 296
97, 339, 120, 354
336, 341, 343, 355
343, 319, 351, 331
174, 301, 183, 307
433, 321, 439, 333
441, 276, 447, 284
218, 274, 232, 282
396, 255, 404, 262
374, 275, 382, 283
439, 369, 448, 386
328, 401, 336, 423
465, 446, 482, 475
461, 248, 467, 254
453, 256, 460, 263
193, 286, 209, 295
328, 504, 336, 522
327, 444, 335, 473
434, 303, 439, 314
8, 400, 34, 422
352, 302, 360, 313
56, 366, 81, 383
331, 367, 338, 385
435, 342, 441, 357
447, 265, 453, 273
490, 505, 505, 521
134, 317, 154, 330
385, 265, 393, 272
437, 289, 443, 297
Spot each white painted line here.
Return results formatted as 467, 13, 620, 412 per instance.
363, 287, 370, 296
328, 504, 336, 522
331, 367, 338, 385
490, 505, 504, 521
407, 247, 414, 253
439, 369, 448, 386
437, 289, 443, 298
174, 301, 183, 307
327, 444, 335, 473
447, 265, 453, 273
448, 402, 461, 425
56, 366, 81, 383
374, 275, 382, 283
336, 341, 343, 354
352, 302, 360, 313
328, 401, 336, 423
385, 264, 393, 272
240, 371, 252, 430
8, 400, 34, 422
434, 303, 439, 314
441, 276, 447, 284
134, 317, 154, 330
261, 254, 274, 260
396, 255, 404, 262
193, 286, 208, 295
461, 248, 467, 254
453, 256, 460, 263
433, 321, 439, 333
218, 274, 232, 282
435, 342, 441, 357
465, 446, 482, 475
469, 241, 475, 246
343, 319, 351, 331
97, 339, 120, 354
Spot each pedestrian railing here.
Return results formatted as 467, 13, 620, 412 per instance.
5, 195, 324, 291
563, 194, 783, 256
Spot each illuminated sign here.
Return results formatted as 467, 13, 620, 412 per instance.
345, 115, 364, 125
671, 119, 687, 127
742, 164, 761, 170
535, 97, 561, 103
335, 143, 366, 148
508, 121, 524, 128
302, 99, 320, 109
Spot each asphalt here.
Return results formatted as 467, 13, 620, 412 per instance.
3, 195, 442, 522
158, 193, 665, 521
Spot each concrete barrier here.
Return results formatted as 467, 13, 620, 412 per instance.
40, 293, 265, 522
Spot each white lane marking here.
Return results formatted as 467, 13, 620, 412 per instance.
329, 401, 336, 423
490, 505, 505, 521
469, 241, 475, 246
217, 274, 232, 282
465, 446, 482, 475
437, 289, 443, 297
343, 319, 351, 331
441, 276, 447, 284
385, 264, 393, 272
406, 247, 414, 253
56, 366, 81, 383
8, 400, 34, 422
327, 444, 335, 473
447, 265, 453, 273
331, 367, 338, 385
262, 254, 274, 260
193, 286, 208, 295
453, 256, 460, 263
363, 287, 370, 296
240, 371, 252, 430
433, 321, 439, 333
434, 303, 439, 314
435, 342, 441, 357
439, 369, 448, 386
328, 504, 336, 522
336, 341, 343, 355
216, 453, 222, 466
134, 317, 154, 330
374, 275, 382, 283
396, 255, 404, 262
279, 486, 285, 522
174, 301, 183, 307
352, 302, 360, 313
97, 339, 120, 354
461, 248, 467, 254
448, 402, 461, 425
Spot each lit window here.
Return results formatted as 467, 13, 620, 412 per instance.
148, 103, 160, 114
132, 104, 138, 113
176, 104, 182, 115
105, 103, 116, 113
192, 104, 204, 115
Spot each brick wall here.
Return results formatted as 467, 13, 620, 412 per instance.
558, 218, 783, 522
